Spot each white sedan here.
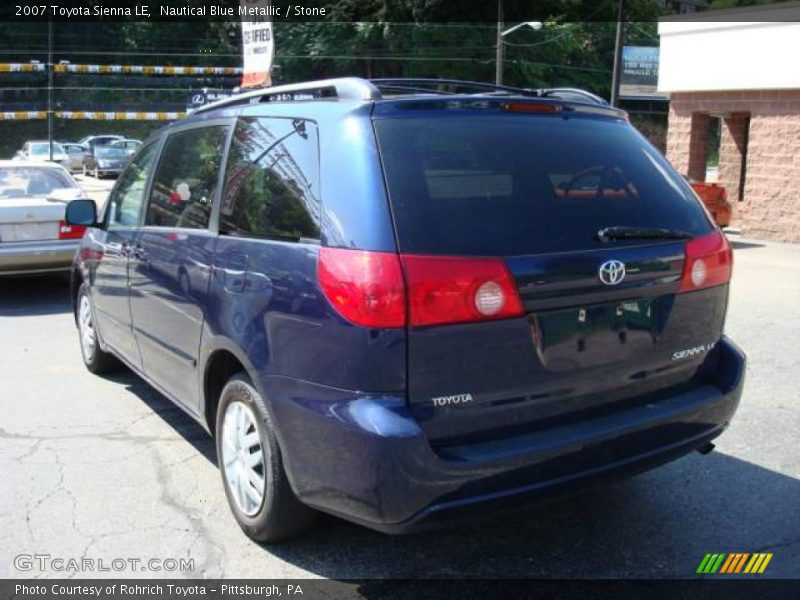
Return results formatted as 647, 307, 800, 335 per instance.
0, 161, 90, 276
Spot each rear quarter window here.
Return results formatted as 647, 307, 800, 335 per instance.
220, 117, 321, 242
374, 113, 713, 256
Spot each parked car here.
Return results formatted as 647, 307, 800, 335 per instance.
83, 145, 129, 178
60, 143, 90, 172
110, 138, 142, 157
13, 141, 70, 168
65, 78, 745, 542
0, 161, 88, 275
77, 134, 125, 153
691, 181, 732, 228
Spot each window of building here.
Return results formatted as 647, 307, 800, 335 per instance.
220, 117, 320, 241
145, 125, 228, 229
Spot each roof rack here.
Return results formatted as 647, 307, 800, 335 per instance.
191, 77, 609, 115
192, 77, 380, 114
538, 88, 608, 105
370, 79, 608, 106
370, 78, 541, 98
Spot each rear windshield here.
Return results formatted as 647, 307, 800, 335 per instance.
95, 146, 127, 158
374, 112, 713, 256
0, 166, 75, 198
30, 142, 64, 156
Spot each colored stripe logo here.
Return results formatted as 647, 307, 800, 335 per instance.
697, 553, 773, 574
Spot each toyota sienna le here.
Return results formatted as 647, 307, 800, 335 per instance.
65, 78, 745, 541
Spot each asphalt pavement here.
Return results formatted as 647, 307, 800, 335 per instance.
0, 234, 798, 579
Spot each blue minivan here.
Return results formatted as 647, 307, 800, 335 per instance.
66, 78, 745, 541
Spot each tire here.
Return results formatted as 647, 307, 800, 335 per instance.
76, 283, 118, 373
215, 373, 317, 542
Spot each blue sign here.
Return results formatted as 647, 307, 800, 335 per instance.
621, 46, 668, 100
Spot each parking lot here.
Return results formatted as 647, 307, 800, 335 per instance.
0, 233, 798, 579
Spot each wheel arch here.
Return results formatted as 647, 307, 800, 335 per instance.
201, 344, 263, 438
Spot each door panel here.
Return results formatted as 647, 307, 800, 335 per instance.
129, 229, 216, 407
129, 124, 228, 410
91, 141, 160, 366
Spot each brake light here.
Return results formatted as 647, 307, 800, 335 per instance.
401, 255, 524, 327
58, 221, 86, 240
318, 249, 525, 328
500, 101, 561, 114
679, 230, 733, 292
318, 248, 406, 328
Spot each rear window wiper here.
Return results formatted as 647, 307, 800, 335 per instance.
597, 226, 693, 242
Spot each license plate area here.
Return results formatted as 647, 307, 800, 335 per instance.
0, 222, 59, 242
530, 298, 657, 371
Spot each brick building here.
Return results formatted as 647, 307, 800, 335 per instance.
658, 3, 800, 242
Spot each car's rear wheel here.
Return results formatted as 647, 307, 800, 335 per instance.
77, 284, 117, 373
215, 373, 317, 542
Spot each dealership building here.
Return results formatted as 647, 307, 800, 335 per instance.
658, 3, 800, 242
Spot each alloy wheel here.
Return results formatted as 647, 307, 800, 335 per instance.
78, 294, 96, 360
221, 400, 265, 516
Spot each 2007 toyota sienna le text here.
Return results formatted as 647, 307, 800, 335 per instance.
65, 78, 746, 542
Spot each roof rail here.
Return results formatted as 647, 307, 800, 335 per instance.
191, 77, 609, 114
192, 77, 381, 114
370, 78, 540, 97
538, 88, 608, 105
371, 79, 608, 106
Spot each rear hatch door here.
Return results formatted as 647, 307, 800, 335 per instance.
373, 99, 727, 444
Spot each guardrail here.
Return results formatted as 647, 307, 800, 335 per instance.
1, 110, 186, 120
0, 63, 240, 76
0, 63, 46, 72
53, 64, 241, 76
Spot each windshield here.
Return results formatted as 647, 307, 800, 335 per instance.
0, 166, 76, 198
29, 142, 65, 156
95, 146, 127, 158
374, 112, 713, 256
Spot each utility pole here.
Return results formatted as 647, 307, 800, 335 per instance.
495, 0, 504, 85
610, 0, 626, 107
47, 18, 53, 161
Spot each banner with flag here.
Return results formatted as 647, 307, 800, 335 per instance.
240, 0, 274, 88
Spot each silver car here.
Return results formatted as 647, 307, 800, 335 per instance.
0, 161, 89, 276
61, 143, 90, 172
14, 141, 71, 169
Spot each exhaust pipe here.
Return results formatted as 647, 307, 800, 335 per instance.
697, 442, 715, 455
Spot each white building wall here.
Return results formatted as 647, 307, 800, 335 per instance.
658, 15, 800, 93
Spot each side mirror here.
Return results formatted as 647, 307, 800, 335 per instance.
65, 199, 98, 227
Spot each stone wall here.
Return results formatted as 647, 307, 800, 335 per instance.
666, 90, 800, 242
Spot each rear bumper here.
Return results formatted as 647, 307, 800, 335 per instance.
268, 336, 745, 533
93, 167, 123, 175
0, 240, 79, 275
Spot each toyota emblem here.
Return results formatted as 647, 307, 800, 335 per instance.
598, 260, 626, 286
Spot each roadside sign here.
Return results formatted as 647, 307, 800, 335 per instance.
620, 46, 669, 100
240, 0, 274, 88
187, 89, 233, 111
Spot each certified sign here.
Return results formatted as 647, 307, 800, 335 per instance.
240, 0, 274, 88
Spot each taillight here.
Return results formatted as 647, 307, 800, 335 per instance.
679, 230, 733, 292
59, 221, 86, 240
318, 249, 525, 328
401, 255, 524, 327
318, 248, 406, 328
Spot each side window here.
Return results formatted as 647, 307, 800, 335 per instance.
220, 117, 320, 241
106, 141, 159, 229
145, 125, 228, 229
